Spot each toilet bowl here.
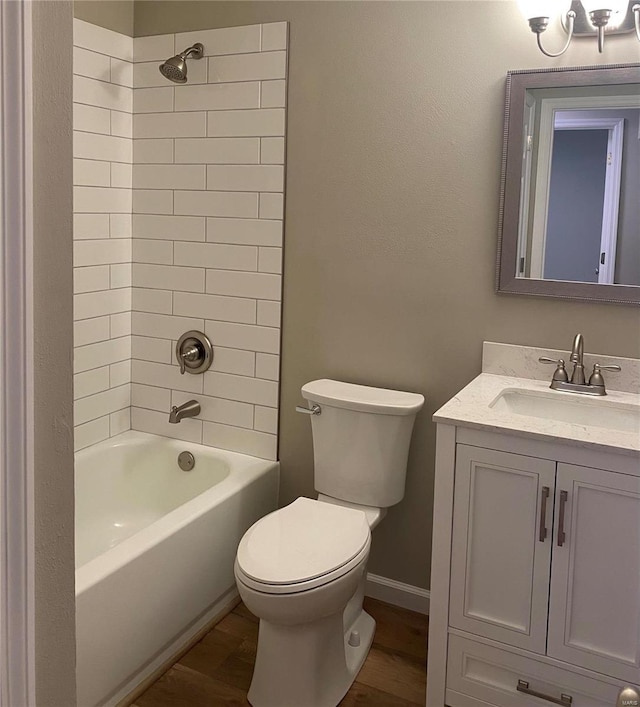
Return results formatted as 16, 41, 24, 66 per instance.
234, 379, 424, 707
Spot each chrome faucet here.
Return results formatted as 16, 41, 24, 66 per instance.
169, 400, 201, 424
539, 333, 621, 396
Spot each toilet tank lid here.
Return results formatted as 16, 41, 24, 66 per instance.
301, 379, 424, 416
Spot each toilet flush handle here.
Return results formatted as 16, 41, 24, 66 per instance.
295, 404, 322, 415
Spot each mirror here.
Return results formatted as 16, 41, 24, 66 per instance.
496, 64, 640, 305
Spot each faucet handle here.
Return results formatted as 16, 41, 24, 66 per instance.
538, 357, 569, 382
592, 363, 621, 373
588, 362, 621, 390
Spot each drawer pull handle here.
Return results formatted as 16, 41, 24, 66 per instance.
517, 679, 573, 705
539, 486, 550, 542
557, 490, 568, 547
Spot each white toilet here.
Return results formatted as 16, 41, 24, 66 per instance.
234, 379, 424, 707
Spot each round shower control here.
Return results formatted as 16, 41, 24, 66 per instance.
176, 330, 213, 375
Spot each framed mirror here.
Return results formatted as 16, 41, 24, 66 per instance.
496, 63, 640, 305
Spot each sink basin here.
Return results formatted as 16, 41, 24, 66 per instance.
490, 388, 640, 434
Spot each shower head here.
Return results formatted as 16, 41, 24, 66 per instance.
159, 43, 204, 84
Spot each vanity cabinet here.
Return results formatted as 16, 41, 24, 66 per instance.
428, 426, 640, 707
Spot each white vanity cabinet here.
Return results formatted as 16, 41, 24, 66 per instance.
428, 425, 640, 707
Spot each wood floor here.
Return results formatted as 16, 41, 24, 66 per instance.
133, 598, 428, 706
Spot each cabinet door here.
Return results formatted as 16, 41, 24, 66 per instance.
548, 463, 640, 683
450, 445, 556, 653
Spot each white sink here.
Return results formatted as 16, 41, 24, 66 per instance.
490, 388, 640, 434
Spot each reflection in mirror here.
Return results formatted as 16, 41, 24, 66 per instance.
497, 64, 640, 305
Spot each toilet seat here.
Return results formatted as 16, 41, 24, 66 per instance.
236, 497, 371, 595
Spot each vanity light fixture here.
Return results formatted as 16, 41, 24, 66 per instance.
520, 0, 640, 56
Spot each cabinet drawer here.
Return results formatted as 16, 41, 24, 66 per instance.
446, 634, 624, 707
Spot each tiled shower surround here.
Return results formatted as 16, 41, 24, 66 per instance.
73, 20, 287, 460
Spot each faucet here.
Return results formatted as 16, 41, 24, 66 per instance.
169, 400, 201, 424
539, 333, 621, 396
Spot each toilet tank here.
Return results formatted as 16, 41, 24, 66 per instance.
301, 380, 424, 508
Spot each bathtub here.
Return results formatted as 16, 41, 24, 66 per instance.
75, 430, 279, 707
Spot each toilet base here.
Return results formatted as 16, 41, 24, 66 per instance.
247, 609, 376, 707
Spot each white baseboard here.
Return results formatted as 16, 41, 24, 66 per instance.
365, 573, 430, 615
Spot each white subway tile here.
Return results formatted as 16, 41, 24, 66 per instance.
133, 214, 205, 241
75, 213, 110, 240
74, 416, 110, 451
205, 270, 281, 300
254, 405, 278, 434
175, 25, 261, 57
132, 287, 173, 314
74, 19, 133, 62
74, 316, 110, 347
74, 239, 131, 267
206, 164, 283, 192
132, 239, 174, 264
73, 75, 133, 113
261, 22, 288, 51
174, 191, 258, 218
131, 312, 203, 340
111, 110, 133, 138
74, 265, 110, 294
132, 335, 172, 364
257, 300, 281, 327
210, 347, 255, 377
74, 131, 132, 163
133, 263, 205, 293
110, 360, 131, 387
74, 366, 110, 400
110, 58, 134, 88
131, 407, 202, 443
74, 103, 110, 135
110, 312, 132, 338
259, 193, 283, 219
73, 158, 110, 187
134, 111, 207, 138
202, 421, 276, 460
134, 87, 174, 113
75, 336, 130, 374
134, 34, 175, 63
131, 383, 171, 411
75, 385, 130, 426
74, 288, 131, 321
131, 360, 203, 394
133, 189, 174, 214
255, 353, 279, 381
134, 138, 174, 163
174, 137, 259, 165
110, 213, 132, 238
258, 246, 282, 274
208, 52, 285, 84
110, 263, 132, 288
207, 108, 285, 137
172, 391, 254, 429
174, 242, 257, 270
260, 79, 286, 108
74, 186, 132, 214
206, 217, 282, 246
111, 163, 133, 188
204, 371, 278, 407
173, 292, 256, 324
73, 47, 111, 81
110, 408, 131, 436
133, 164, 206, 190
175, 82, 259, 112
134, 60, 207, 89
205, 321, 280, 354
260, 137, 284, 164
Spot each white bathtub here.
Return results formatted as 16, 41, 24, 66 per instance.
75, 431, 279, 707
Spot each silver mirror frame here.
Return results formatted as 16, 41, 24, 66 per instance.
496, 63, 640, 306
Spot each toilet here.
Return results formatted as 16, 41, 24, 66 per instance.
234, 379, 424, 707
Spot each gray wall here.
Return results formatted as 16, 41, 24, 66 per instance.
32, 2, 77, 703
74, 0, 134, 35
133, 1, 636, 589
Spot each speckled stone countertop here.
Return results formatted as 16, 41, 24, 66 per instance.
433, 367, 640, 457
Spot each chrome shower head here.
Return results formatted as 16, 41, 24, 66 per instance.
159, 43, 204, 84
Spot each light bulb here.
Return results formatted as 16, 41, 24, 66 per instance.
519, 0, 567, 19
581, 0, 628, 13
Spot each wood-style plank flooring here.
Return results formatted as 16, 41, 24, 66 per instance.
133, 598, 428, 706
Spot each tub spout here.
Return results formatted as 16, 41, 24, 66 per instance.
169, 400, 201, 424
